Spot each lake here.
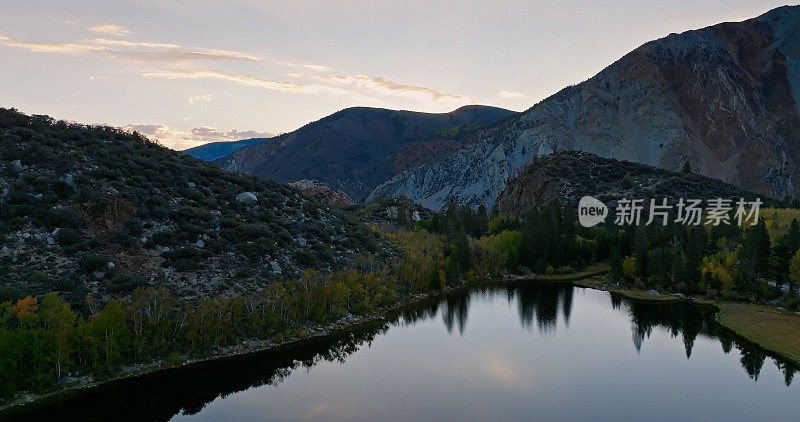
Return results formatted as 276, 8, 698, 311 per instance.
9, 282, 800, 421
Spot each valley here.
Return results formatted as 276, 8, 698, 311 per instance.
2, 3, 800, 421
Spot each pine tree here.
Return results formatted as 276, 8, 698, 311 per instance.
610, 246, 623, 282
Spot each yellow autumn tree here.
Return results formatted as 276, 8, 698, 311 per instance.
10, 295, 39, 328
789, 249, 800, 285
622, 256, 637, 279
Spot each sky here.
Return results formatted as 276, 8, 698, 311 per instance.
0, 1, 794, 150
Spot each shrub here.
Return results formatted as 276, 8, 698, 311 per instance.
46, 207, 85, 229
79, 253, 109, 272
50, 180, 75, 199
56, 227, 82, 246
109, 226, 133, 247
105, 275, 146, 293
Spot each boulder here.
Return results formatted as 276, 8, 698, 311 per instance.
270, 261, 282, 274
57, 376, 80, 386
236, 192, 258, 204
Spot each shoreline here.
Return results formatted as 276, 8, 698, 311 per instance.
696, 300, 800, 368
4, 264, 799, 413
0, 281, 478, 414
571, 275, 800, 368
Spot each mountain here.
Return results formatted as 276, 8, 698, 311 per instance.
0, 108, 387, 305
373, 6, 800, 209
494, 150, 771, 217
213, 105, 517, 202
182, 137, 267, 161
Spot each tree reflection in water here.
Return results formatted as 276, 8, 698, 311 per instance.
6, 282, 798, 422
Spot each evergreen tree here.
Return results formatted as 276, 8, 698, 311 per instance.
610, 246, 623, 282
773, 219, 800, 281
633, 225, 649, 280
453, 227, 472, 274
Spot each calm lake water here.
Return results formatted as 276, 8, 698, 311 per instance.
10, 282, 800, 421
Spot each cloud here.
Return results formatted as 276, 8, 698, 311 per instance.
0, 35, 105, 54
0, 28, 470, 111
498, 90, 528, 98
108, 49, 262, 63
483, 354, 528, 388
89, 75, 110, 80
88, 24, 131, 37
0, 33, 260, 63
320, 74, 472, 103
188, 94, 212, 105
90, 38, 180, 49
124, 123, 275, 150
272, 59, 333, 72
141, 69, 354, 96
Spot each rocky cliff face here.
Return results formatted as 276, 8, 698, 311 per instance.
214, 105, 516, 202
372, 6, 800, 209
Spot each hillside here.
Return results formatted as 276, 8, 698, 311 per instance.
182, 138, 267, 161
494, 151, 771, 216
373, 6, 800, 209
0, 108, 387, 306
213, 105, 516, 201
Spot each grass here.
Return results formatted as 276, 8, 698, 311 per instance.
609, 289, 681, 303
700, 300, 800, 366
536, 262, 609, 282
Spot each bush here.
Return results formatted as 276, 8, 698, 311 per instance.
50, 180, 75, 200
105, 275, 146, 293
79, 253, 110, 272
46, 207, 85, 229
151, 230, 178, 247
162, 247, 203, 271
56, 227, 82, 246
124, 219, 143, 236
109, 226, 133, 247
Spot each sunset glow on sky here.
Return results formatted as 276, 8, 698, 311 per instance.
0, 0, 791, 149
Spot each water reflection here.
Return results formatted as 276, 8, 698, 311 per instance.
620, 297, 794, 383
5, 282, 798, 421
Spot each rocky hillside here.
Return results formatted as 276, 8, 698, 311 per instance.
373, 6, 800, 209
494, 151, 771, 217
213, 105, 516, 201
0, 108, 387, 306
183, 137, 266, 161
288, 180, 354, 207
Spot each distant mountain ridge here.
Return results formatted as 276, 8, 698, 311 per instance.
373, 6, 800, 209
183, 137, 267, 161
213, 105, 517, 201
